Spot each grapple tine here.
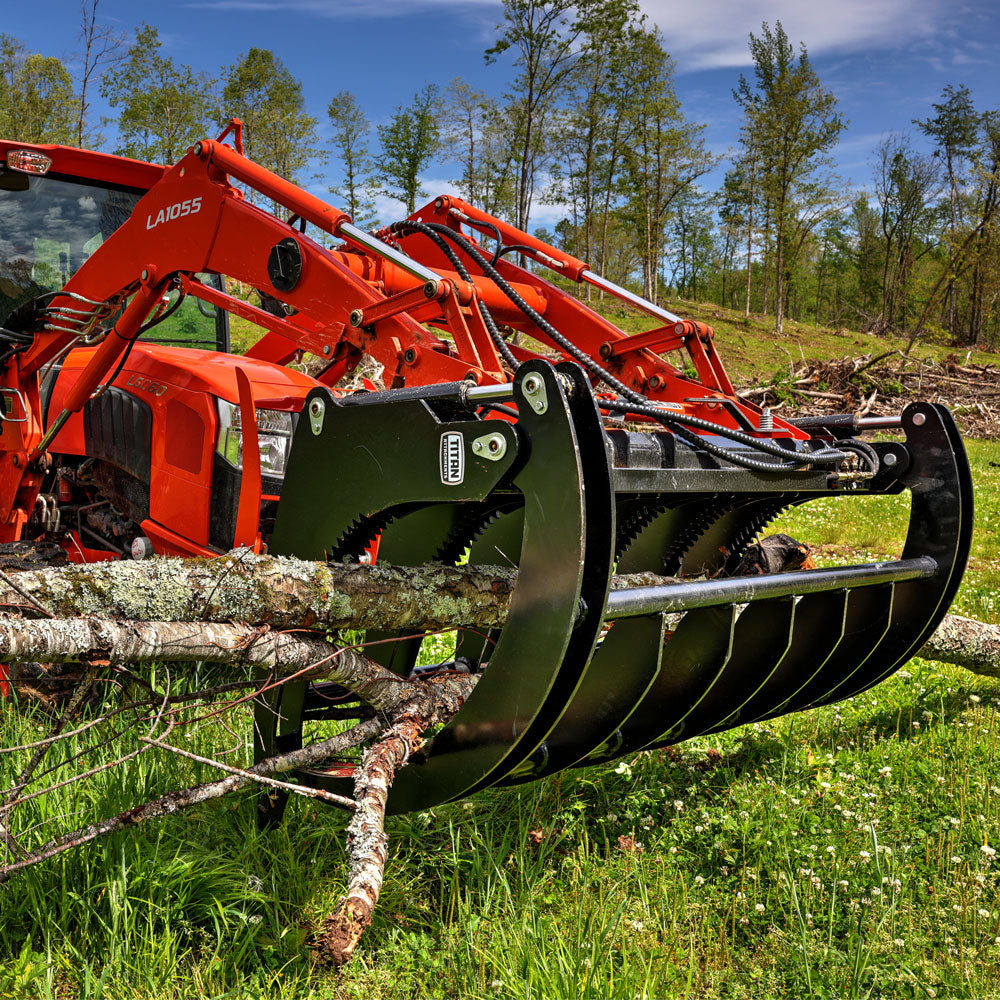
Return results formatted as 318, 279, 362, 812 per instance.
501, 613, 666, 783
715, 589, 850, 728
662, 596, 797, 743
808, 404, 972, 706
762, 584, 896, 718
577, 605, 739, 766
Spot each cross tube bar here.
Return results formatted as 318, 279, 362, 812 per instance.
605, 556, 939, 619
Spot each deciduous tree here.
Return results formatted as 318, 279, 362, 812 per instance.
734, 21, 845, 334
0, 35, 77, 145
221, 48, 319, 196
375, 84, 440, 216
101, 24, 213, 164
327, 89, 375, 227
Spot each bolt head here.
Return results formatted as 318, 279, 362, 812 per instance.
883, 452, 898, 467
912, 412, 926, 426
524, 375, 542, 394
309, 399, 322, 415
323, 344, 332, 356
473, 441, 483, 452
140, 269, 149, 281
488, 436, 502, 452
534, 400, 545, 412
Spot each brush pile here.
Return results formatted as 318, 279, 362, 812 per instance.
740, 351, 1000, 437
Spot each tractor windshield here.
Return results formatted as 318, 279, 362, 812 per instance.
0, 169, 139, 320
0, 167, 228, 350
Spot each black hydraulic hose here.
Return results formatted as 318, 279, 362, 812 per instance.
382, 221, 519, 371
422, 221, 856, 473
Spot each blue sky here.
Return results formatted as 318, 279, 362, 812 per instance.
5, 0, 999, 228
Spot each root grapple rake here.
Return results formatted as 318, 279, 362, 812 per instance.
0, 130, 972, 818
260, 366, 971, 816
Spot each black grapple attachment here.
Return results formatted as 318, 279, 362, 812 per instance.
260, 360, 972, 817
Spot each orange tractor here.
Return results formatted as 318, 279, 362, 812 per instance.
0, 125, 971, 815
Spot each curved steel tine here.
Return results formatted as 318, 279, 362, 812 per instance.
817, 404, 973, 705
731, 589, 850, 726
504, 612, 667, 782
390, 361, 604, 812
764, 584, 895, 717
579, 603, 739, 766
662, 596, 797, 742
252, 670, 307, 827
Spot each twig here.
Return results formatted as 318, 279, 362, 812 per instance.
0, 716, 387, 883
139, 737, 357, 810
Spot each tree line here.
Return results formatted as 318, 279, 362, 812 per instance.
2, 1, 998, 347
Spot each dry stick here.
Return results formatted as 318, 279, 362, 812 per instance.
321, 717, 417, 966
320, 671, 474, 965
0, 716, 386, 882
139, 737, 357, 810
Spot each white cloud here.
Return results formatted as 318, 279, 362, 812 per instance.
638, 0, 942, 71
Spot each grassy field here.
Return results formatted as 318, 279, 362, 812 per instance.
2, 306, 999, 998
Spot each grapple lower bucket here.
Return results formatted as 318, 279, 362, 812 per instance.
263, 362, 972, 816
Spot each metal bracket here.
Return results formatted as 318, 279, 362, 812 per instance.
471, 431, 508, 461
0, 387, 29, 423
521, 373, 548, 414
308, 397, 325, 435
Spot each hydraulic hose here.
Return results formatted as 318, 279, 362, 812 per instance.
419, 221, 860, 474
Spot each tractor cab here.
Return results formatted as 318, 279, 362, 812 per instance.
0, 150, 229, 352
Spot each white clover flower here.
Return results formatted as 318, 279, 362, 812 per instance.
981, 845, 997, 858
879, 766, 892, 778
979, 908, 991, 919
694, 875, 705, 886
894, 938, 905, 948
755, 903, 766, 913
860, 850, 872, 861
970, 694, 981, 704
952, 856, 963, 864
673, 800, 684, 812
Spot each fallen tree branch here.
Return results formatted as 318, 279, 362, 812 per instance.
0, 554, 681, 633
918, 614, 1000, 677
139, 736, 357, 810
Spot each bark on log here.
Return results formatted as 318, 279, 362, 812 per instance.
0, 552, 518, 631
918, 614, 1000, 677
0, 552, 681, 631
0, 617, 472, 715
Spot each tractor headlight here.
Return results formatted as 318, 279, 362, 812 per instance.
216, 400, 294, 478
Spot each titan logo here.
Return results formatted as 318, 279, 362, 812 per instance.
440, 432, 464, 485
145, 196, 202, 230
